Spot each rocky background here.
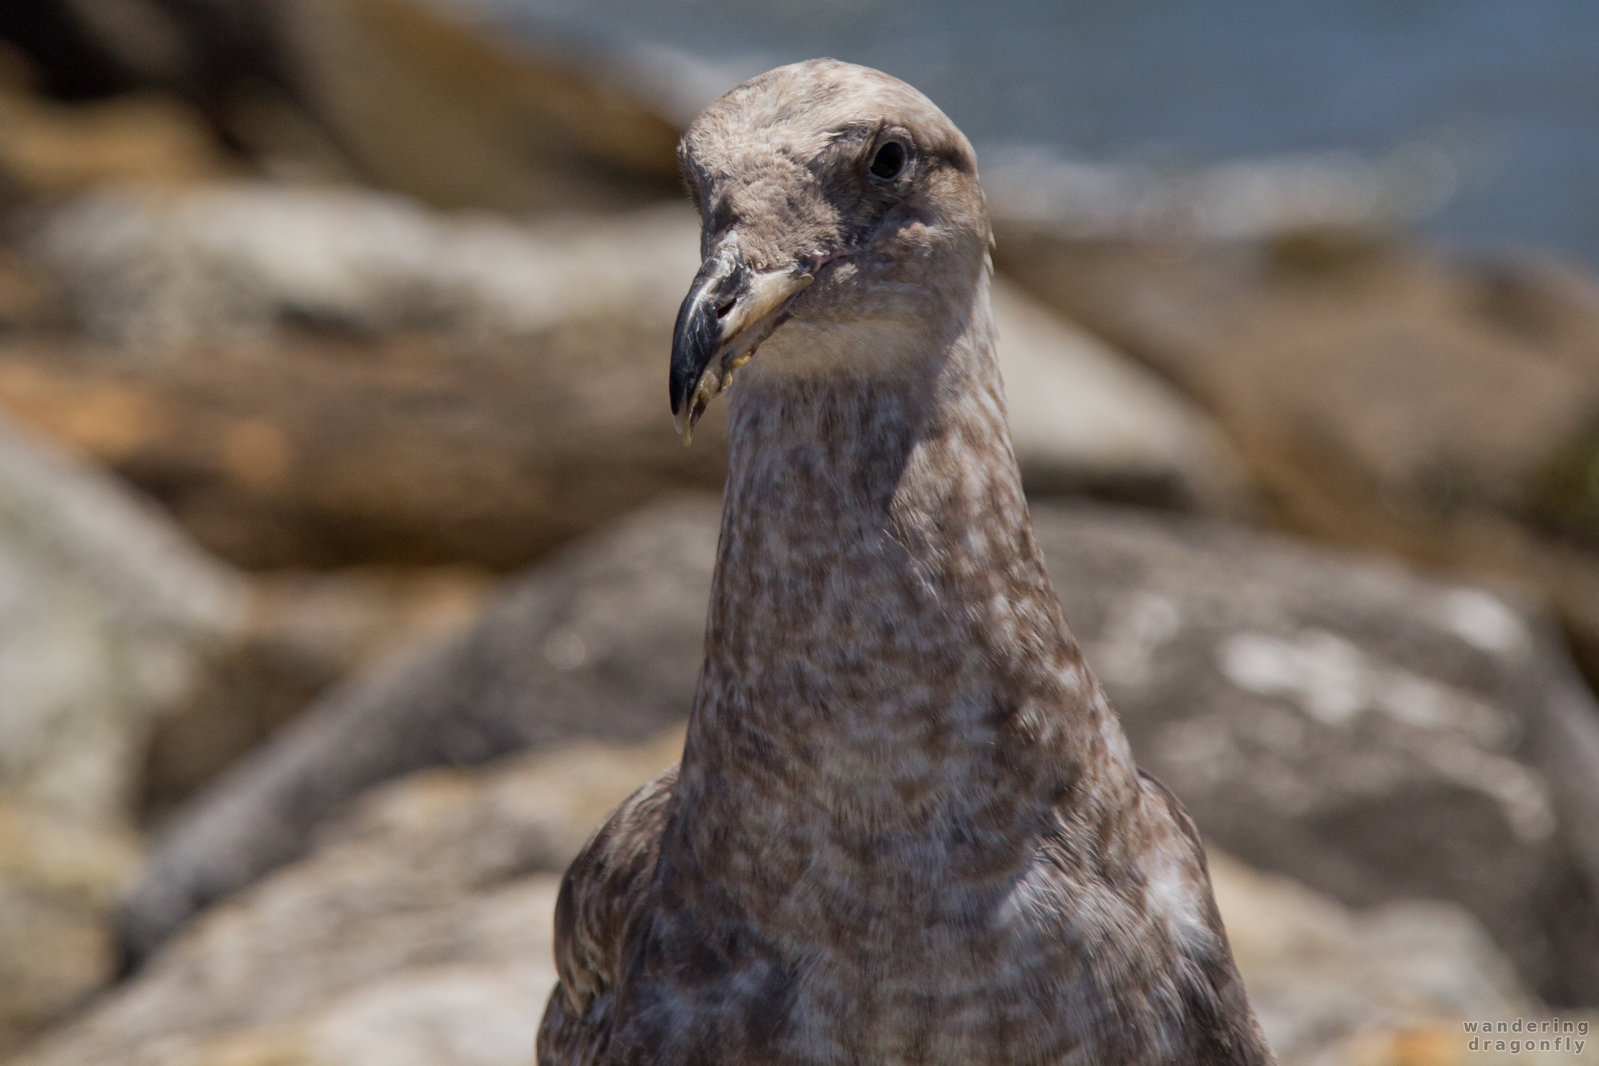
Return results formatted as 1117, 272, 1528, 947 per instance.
1, 2, 1598, 1064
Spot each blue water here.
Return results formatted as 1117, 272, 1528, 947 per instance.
479, 0, 1599, 268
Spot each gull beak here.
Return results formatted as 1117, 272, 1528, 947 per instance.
669, 236, 816, 444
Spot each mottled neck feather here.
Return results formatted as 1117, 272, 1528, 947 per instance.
675, 274, 1140, 916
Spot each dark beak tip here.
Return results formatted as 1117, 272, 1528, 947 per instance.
669, 262, 727, 426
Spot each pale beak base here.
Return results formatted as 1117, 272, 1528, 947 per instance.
669, 239, 816, 444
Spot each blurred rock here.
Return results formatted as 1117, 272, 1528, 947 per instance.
0, 409, 245, 823
0, 0, 682, 211
119, 498, 1599, 1006
31, 186, 704, 348
0, 87, 232, 198
0, 245, 67, 331
0, 260, 495, 825
992, 230, 1599, 682
118, 500, 718, 967
1037, 504, 1599, 1006
22, 728, 1588, 1066
271, 0, 682, 210
2, 198, 725, 569
20, 735, 683, 1066
0, 793, 139, 1059
982, 145, 1458, 243
1210, 853, 1596, 1066
8, 186, 1242, 567
991, 281, 1250, 513
142, 565, 493, 824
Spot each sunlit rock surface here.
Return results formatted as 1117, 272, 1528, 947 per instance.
22, 732, 1596, 1066
0, 411, 244, 823
118, 499, 1599, 1005
994, 230, 1599, 682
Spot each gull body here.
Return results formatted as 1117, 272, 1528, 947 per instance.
539, 59, 1274, 1066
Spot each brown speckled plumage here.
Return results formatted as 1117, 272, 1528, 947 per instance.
538, 59, 1274, 1066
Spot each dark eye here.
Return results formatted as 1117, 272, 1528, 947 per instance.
869, 139, 907, 180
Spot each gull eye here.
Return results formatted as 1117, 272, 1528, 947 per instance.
869, 139, 907, 181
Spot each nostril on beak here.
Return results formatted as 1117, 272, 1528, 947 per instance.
715, 297, 736, 320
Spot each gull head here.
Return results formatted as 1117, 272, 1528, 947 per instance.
669, 59, 991, 442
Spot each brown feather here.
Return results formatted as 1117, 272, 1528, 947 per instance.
540, 59, 1275, 1066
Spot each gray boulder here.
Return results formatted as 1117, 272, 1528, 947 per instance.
993, 230, 1599, 683
117, 499, 717, 967
33, 189, 706, 349
0, 410, 244, 823
1206, 852, 1552, 1066
0, 410, 243, 1052
26, 733, 1581, 1066
991, 281, 1250, 513
119, 498, 1599, 1004
22, 736, 684, 1066
1037, 504, 1599, 1006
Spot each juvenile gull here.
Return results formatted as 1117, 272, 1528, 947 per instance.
538, 59, 1274, 1066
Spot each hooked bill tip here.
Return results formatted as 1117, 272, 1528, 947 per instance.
673, 368, 723, 446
